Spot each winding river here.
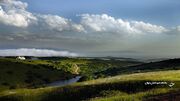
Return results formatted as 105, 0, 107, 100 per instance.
46, 76, 81, 87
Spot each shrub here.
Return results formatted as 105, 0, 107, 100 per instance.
1, 82, 9, 86
42, 78, 50, 83
9, 85, 17, 89
6, 70, 14, 75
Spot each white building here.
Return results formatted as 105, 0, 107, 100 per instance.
16, 56, 26, 60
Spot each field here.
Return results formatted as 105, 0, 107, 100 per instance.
0, 57, 140, 91
0, 58, 76, 91
0, 57, 180, 101
0, 70, 179, 101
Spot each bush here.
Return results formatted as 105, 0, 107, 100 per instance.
9, 85, 17, 89
1, 82, 9, 86
42, 78, 50, 83
6, 70, 13, 75
24, 78, 34, 84
78, 75, 93, 82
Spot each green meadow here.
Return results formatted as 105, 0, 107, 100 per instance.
0, 70, 179, 101
0, 57, 180, 101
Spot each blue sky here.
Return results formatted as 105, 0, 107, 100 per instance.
0, 0, 180, 58
22, 0, 180, 26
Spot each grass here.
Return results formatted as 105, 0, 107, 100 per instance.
97, 58, 180, 77
0, 57, 140, 91
1, 57, 180, 101
90, 88, 172, 101
0, 70, 179, 101
0, 58, 74, 91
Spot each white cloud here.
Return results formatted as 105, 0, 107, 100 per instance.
0, 48, 78, 57
131, 21, 168, 34
80, 14, 168, 35
1, 0, 28, 9
0, 0, 37, 27
38, 14, 84, 32
0, 0, 84, 33
0, 0, 173, 37
0, 1, 180, 58
0, 0, 178, 39
177, 26, 180, 32
80, 14, 139, 35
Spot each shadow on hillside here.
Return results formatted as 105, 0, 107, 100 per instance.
96, 58, 180, 77
0, 80, 179, 101
144, 90, 180, 101
41, 80, 171, 101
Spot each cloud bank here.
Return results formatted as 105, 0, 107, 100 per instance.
0, 48, 78, 57
80, 14, 168, 35
0, 0, 174, 37
0, 0, 180, 58
0, 0, 36, 27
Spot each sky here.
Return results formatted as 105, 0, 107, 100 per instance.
0, 0, 180, 58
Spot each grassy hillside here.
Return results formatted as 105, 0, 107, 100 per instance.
96, 58, 180, 77
0, 57, 140, 91
42, 57, 141, 75
0, 58, 75, 91
1, 57, 180, 101
0, 70, 179, 101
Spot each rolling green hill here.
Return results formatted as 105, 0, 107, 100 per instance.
96, 58, 180, 77
0, 58, 75, 91
1, 57, 180, 101
0, 70, 179, 101
0, 57, 140, 92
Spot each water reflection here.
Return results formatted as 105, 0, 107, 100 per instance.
47, 76, 81, 87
